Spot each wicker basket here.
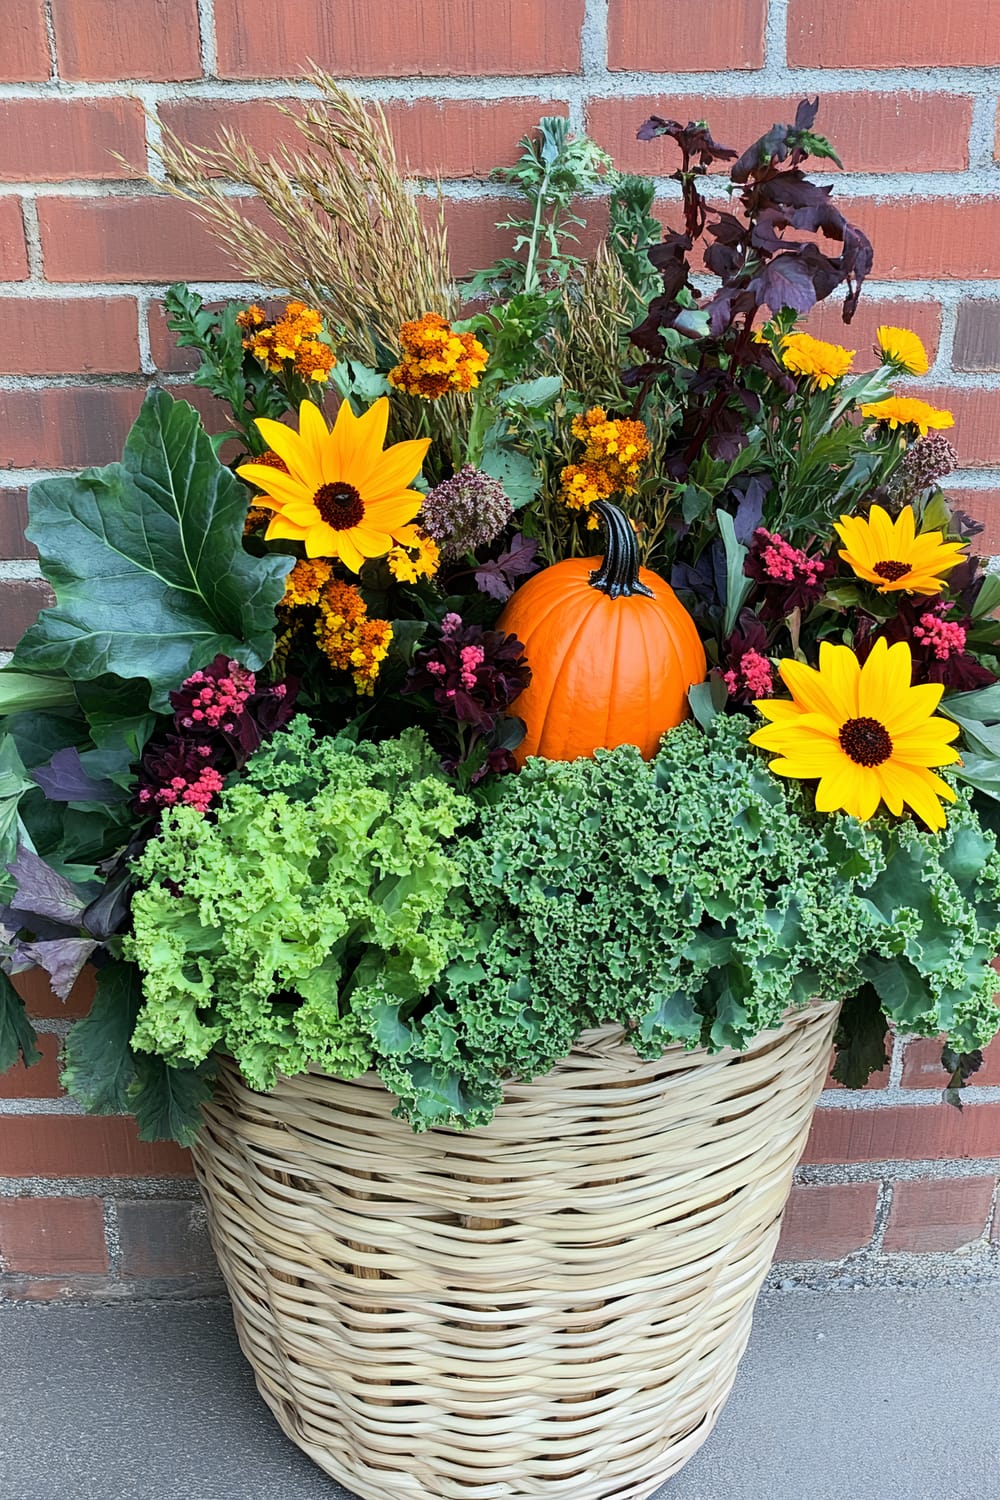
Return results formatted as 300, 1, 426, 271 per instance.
192, 1000, 839, 1500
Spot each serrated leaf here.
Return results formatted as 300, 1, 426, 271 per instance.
61, 960, 142, 1113
0, 968, 40, 1072
13, 389, 292, 710
480, 425, 541, 509
128, 1053, 215, 1145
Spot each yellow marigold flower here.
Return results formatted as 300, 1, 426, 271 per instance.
386, 527, 440, 584
282, 557, 334, 609
315, 580, 393, 695
237, 398, 430, 573
834, 503, 967, 596
779, 332, 855, 390
876, 325, 929, 376
860, 395, 954, 435
750, 638, 961, 829
558, 462, 616, 512
387, 312, 489, 400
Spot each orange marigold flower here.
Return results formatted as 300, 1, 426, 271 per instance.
236, 304, 267, 330
253, 450, 289, 473
571, 408, 651, 490
243, 506, 270, 536
315, 579, 393, 695
293, 338, 336, 383
387, 311, 489, 400
243, 301, 336, 377
282, 557, 334, 609
558, 462, 616, 512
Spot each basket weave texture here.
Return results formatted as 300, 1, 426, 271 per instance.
192, 1000, 839, 1500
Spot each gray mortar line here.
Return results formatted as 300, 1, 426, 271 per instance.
0, 1176, 201, 1198
102, 1196, 123, 1276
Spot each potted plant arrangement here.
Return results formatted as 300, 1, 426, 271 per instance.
3, 83, 1000, 1498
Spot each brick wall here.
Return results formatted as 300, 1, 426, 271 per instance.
2, 0, 1000, 1292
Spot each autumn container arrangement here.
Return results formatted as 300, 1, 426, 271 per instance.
3, 83, 1000, 1498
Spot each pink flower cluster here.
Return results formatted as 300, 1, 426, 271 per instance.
724, 649, 774, 699
175, 660, 256, 735
756, 528, 826, 587
139, 765, 225, 813
912, 609, 967, 661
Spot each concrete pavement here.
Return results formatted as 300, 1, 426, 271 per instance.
1, 1286, 998, 1499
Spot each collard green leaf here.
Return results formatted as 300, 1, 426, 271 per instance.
128, 1054, 215, 1146
0, 738, 37, 896
480, 423, 542, 509
61, 959, 142, 1114
13, 389, 292, 710
0, 672, 78, 717
0, 969, 40, 1073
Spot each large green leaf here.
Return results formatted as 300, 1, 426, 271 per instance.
0, 672, 78, 717
61, 960, 142, 1114
13, 389, 292, 710
129, 1054, 215, 1146
0, 970, 40, 1073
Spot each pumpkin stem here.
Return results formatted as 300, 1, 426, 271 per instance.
589, 501, 654, 600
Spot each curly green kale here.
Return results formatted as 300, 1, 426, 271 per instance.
126, 721, 470, 1092
369, 715, 1000, 1129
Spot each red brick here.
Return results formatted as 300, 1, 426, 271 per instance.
0, 1115, 193, 1177
50, 0, 202, 81
117, 1199, 218, 1278
0, 580, 55, 648
947, 490, 1000, 557
0, 199, 29, 281
883, 1177, 997, 1253
215, 0, 583, 79
588, 93, 971, 176
0, 1197, 107, 1274
803, 299, 941, 373
775, 1182, 879, 1260
14, 966, 96, 1021
901, 1034, 1000, 1089
0, 488, 34, 559
161, 97, 570, 180
147, 300, 201, 374
0, 297, 140, 375
0, 1033, 63, 1099
608, 0, 766, 71
852, 199, 1000, 281
0, 99, 146, 183
0, 0, 49, 82
789, 0, 1000, 67
953, 301, 1000, 372
439, 195, 606, 281
0, 386, 143, 471
803, 1103, 1000, 1164
37, 196, 259, 284
908, 387, 1000, 470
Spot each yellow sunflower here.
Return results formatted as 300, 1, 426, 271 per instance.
834, 504, 967, 595
876, 325, 929, 376
750, 639, 961, 829
779, 332, 855, 389
859, 395, 954, 434
237, 398, 430, 571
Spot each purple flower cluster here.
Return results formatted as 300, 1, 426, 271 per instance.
136, 655, 297, 817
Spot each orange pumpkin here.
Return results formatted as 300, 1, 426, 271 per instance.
499, 500, 706, 764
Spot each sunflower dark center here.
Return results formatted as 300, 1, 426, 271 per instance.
839, 716, 894, 768
873, 558, 910, 581
314, 481, 364, 530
